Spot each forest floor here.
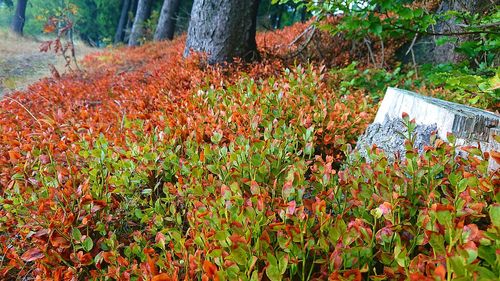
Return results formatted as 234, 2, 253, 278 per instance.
0, 29, 95, 97
0, 20, 497, 281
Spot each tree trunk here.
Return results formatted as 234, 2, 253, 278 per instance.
128, 0, 151, 46
114, 0, 131, 44
399, 0, 490, 65
154, 0, 180, 41
271, 4, 284, 29
124, 0, 138, 42
11, 0, 28, 36
300, 6, 307, 22
184, 0, 260, 64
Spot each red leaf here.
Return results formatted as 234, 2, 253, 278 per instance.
21, 247, 44, 262
50, 232, 70, 249
229, 234, 247, 246
343, 269, 362, 281
91, 200, 107, 213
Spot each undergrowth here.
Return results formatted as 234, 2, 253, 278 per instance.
0, 18, 498, 281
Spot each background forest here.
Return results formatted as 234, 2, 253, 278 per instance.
0, 0, 305, 45
0, 0, 499, 280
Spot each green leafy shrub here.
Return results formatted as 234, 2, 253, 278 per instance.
1, 63, 497, 280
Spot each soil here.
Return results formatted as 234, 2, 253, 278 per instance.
0, 31, 95, 98
0, 52, 58, 96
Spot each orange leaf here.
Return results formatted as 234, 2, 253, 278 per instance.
434, 264, 446, 280
80, 253, 93, 265
202, 260, 217, 277
102, 252, 115, 264
43, 23, 56, 33
152, 273, 172, 281
21, 247, 44, 262
8, 150, 21, 164
491, 150, 500, 164
50, 232, 70, 249
343, 269, 362, 281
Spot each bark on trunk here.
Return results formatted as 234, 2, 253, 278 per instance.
184, 0, 260, 64
300, 6, 307, 22
11, 0, 28, 36
128, 0, 151, 46
154, 0, 180, 41
271, 4, 284, 29
125, 0, 138, 42
114, 0, 131, 44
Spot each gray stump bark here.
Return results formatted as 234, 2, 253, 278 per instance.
128, 0, 151, 47
114, 0, 131, 44
184, 0, 260, 64
356, 87, 500, 171
11, 0, 28, 36
154, 0, 180, 41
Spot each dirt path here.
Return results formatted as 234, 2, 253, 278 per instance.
0, 30, 95, 97
0, 52, 58, 95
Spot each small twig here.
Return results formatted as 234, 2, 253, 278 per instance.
69, 27, 81, 71
411, 48, 418, 79
282, 25, 317, 60
456, 22, 500, 29
405, 33, 419, 56
431, 25, 437, 45
406, 32, 419, 78
114, 100, 127, 131
288, 25, 314, 47
390, 25, 500, 36
4, 96, 42, 128
379, 35, 385, 68
363, 37, 376, 65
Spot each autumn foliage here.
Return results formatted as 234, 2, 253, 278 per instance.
0, 21, 498, 281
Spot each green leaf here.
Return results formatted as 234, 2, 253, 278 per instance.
226, 265, 240, 279
478, 245, 497, 268
436, 37, 453, 46
449, 255, 466, 276
436, 210, 453, 227
469, 265, 497, 280
251, 154, 263, 166
429, 234, 446, 255
278, 253, 288, 275
457, 178, 469, 194
207, 165, 219, 175
230, 247, 248, 266
211, 131, 223, 144
489, 205, 500, 227
464, 246, 478, 265
266, 253, 282, 281
82, 237, 93, 252
394, 243, 408, 267
72, 228, 82, 242
370, 23, 382, 35
399, 8, 414, 20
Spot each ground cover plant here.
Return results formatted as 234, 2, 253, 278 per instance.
0, 16, 499, 281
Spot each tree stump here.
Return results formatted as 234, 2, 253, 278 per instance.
357, 87, 500, 171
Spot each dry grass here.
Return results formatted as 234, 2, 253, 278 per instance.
0, 29, 96, 96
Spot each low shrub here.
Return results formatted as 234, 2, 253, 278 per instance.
0, 19, 497, 281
